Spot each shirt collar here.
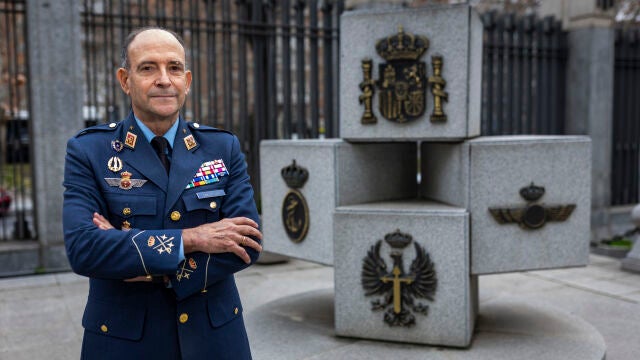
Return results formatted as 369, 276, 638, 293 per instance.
134, 115, 179, 148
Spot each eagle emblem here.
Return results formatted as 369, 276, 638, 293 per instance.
488, 182, 576, 230
361, 229, 437, 327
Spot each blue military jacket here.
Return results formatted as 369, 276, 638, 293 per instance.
63, 113, 260, 359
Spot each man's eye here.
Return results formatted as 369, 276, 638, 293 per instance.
140, 66, 154, 72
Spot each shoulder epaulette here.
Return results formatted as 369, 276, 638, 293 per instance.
187, 122, 233, 135
75, 122, 119, 138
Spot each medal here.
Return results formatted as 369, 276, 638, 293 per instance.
111, 139, 124, 152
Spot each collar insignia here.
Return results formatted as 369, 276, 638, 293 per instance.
184, 134, 197, 150
125, 132, 137, 149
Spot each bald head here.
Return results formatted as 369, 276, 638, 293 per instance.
121, 27, 186, 69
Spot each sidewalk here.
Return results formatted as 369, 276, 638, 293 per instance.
0, 254, 638, 360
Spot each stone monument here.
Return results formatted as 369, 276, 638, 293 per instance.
261, 3, 592, 349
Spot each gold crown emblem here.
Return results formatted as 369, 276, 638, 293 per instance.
281, 160, 309, 189
375, 26, 429, 61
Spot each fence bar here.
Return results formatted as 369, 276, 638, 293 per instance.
294, 0, 306, 138
309, 0, 319, 138
321, 0, 334, 137
282, 0, 292, 138
237, 0, 249, 151
222, 0, 233, 130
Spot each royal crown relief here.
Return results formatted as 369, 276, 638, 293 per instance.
359, 26, 448, 124
281, 160, 310, 243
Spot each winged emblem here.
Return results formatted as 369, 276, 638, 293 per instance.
104, 171, 147, 190
361, 230, 437, 327
488, 182, 576, 230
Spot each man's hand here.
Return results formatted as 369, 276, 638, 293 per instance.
93, 212, 115, 230
182, 217, 263, 264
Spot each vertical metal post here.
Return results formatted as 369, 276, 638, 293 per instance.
222, 0, 233, 130
294, 0, 306, 138
237, 0, 249, 149
282, 0, 292, 138
321, 0, 334, 137
309, 0, 319, 138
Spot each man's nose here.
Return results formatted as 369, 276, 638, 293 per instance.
155, 68, 171, 87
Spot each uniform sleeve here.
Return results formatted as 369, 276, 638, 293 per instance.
63, 137, 182, 279
169, 135, 261, 300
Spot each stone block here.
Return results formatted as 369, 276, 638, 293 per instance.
421, 136, 592, 275
333, 200, 477, 347
340, 4, 482, 141
260, 140, 417, 265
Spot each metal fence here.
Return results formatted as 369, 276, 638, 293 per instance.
480, 11, 567, 135
611, 27, 640, 206
81, 0, 344, 194
0, 0, 35, 241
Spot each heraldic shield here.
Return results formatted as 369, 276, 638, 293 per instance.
375, 27, 429, 123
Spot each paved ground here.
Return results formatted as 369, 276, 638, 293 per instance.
0, 254, 638, 360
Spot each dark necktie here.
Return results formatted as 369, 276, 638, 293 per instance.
151, 136, 171, 174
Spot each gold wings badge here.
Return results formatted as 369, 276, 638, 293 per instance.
488, 182, 576, 230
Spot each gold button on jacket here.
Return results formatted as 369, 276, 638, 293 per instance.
122, 207, 131, 216
100, 324, 108, 332
170, 211, 181, 221
179, 313, 189, 324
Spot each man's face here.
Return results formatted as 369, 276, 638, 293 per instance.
117, 29, 192, 124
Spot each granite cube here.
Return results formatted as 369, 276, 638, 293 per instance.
334, 200, 477, 347
340, 4, 482, 141
421, 136, 592, 275
260, 140, 417, 265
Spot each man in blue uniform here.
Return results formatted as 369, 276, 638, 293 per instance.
63, 27, 263, 359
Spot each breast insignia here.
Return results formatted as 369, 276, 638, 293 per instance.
104, 171, 147, 190
107, 156, 123, 172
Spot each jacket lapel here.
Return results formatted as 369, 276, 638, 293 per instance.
117, 113, 169, 192
165, 119, 202, 210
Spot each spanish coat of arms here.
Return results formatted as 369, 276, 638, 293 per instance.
375, 27, 429, 123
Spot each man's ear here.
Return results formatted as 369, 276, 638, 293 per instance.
116, 68, 130, 95
185, 70, 192, 95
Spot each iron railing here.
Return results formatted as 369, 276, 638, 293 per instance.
0, 0, 35, 241
481, 11, 567, 135
81, 0, 344, 194
612, 27, 640, 206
